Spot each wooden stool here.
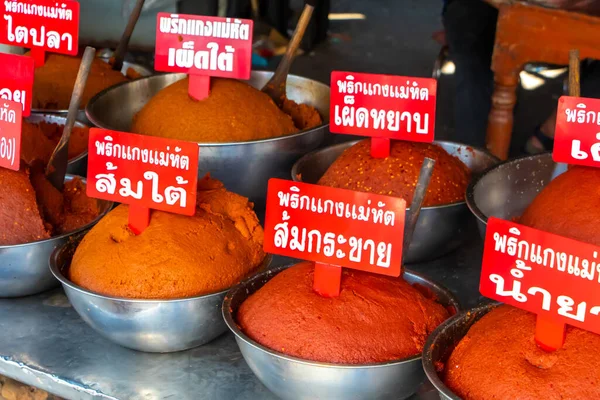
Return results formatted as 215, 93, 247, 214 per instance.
486, 2, 600, 159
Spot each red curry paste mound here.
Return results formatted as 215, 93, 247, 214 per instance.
237, 262, 449, 364
131, 78, 322, 143
520, 166, 600, 246
20, 120, 89, 166
29, 53, 128, 110
69, 175, 265, 299
0, 164, 99, 245
317, 140, 470, 207
445, 305, 600, 400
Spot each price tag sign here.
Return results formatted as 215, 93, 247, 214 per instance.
0, 0, 80, 66
330, 71, 437, 157
155, 13, 253, 100
0, 100, 22, 171
87, 128, 199, 233
553, 96, 600, 167
0, 52, 34, 116
265, 178, 406, 295
481, 217, 600, 351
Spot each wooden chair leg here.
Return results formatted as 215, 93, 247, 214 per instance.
486, 71, 519, 160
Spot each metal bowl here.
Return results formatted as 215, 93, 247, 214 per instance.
100, 58, 153, 78
50, 239, 272, 354
26, 113, 89, 176
85, 71, 330, 215
292, 140, 499, 263
422, 303, 500, 400
32, 58, 153, 123
0, 175, 112, 298
466, 153, 568, 238
223, 265, 461, 400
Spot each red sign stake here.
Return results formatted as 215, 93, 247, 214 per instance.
313, 263, 342, 297
128, 205, 150, 235
0, 0, 80, 58
330, 71, 437, 144
31, 48, 46, 68
264, 179, 406, 298
481, 217, 600, 352
87, 129, 199, 235
371, 137, 390, 158
155, 13, 253, 102
0, 100, 23, 171
0, 53, 34, 116
535, 317, 566, 352
189, 75, 210, 101
553, 96, 600, 167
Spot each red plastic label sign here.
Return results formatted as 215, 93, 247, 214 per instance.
554, 96, 600, 167
0, 100, 22, 171
330, 71, 437, 142
155, 13, 253, 79
264, 179, 406, 277
0, 0, 79, 55
87, 128, 199, 216
481, 217, 600, 335
0, 52, 34, 116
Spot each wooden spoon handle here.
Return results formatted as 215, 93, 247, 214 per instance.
45, 47, 96, 189
268, 4, 314, 90
113, 0, 146, 71
569, 49, 580, 97
63, 47, 96, 146
402, 157, 436, 266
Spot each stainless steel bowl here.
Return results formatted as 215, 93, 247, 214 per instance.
0, 175, 112, 298
466, 153, 568, 238
26, 113, 89, 176
223, 265, 461, 400
422, 303, 500, 400
85, 71, 330, 215
32, 58, 153, 123
100, 58, 153, 78
50, 239, 272, 353
292, 140, 499, 263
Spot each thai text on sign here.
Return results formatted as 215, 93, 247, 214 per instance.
155, 13, 253, 80
0, 0, 79, 55
554, 96, 600, 168
481, 217, 600, 337
0, 52, 34, 116
264, 178, 406, 277
0, 100, 22, 171
87, 128, 199, 216
329, 71, 437, 143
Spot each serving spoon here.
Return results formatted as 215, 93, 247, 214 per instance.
262, 0, 315, 106
112, 0, 146, 72
45, 47, 96, 191
402, 157, 435, 268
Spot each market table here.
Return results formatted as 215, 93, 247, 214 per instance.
0, 226, 484, 400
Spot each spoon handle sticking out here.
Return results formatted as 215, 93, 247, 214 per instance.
262, 2, 315, 105
113, 0, 146, 72
45, 46, 96, 191
402, 157, 436, 266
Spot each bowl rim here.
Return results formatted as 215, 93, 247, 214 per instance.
85, 71, 331, 147
26, 112, 90, 165
422, 302, 502, 400
0, 175, 113, 249
49, 246, 273, 303
223, 264, 461, 369
465, 152, 552, 227
291, 139, 498, 211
